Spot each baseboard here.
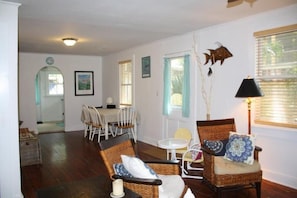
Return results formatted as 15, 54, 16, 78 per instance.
263, 168, 297, 190
64, 125, 83, 132
140, 136, 159, 147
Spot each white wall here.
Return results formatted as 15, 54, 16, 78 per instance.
0, 1, 23, 197
102, 4, 297, 189
19, 53, 102, 132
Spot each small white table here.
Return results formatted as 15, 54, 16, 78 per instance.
158, 138, 189, 160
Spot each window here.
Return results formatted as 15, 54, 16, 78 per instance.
254, 24, 297, 128
48, 73, 63, 95
119, 60, 133, 106
163, 55, 190, 117
169, 57, 184, 106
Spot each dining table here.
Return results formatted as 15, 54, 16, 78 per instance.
96, 108, 120, 140
81, 107, 138, 140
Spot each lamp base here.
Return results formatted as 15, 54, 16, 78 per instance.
107, 105, 116, 109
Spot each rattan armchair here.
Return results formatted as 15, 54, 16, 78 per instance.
99, 133, 188, 198
197, 118, 262, 198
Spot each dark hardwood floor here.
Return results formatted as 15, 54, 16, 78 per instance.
21, 131, 297, 198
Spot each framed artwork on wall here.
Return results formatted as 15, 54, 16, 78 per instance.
74, 71, 94, 96
142, 56, 151, 78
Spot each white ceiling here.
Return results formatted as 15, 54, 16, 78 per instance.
8, 0, 297, 56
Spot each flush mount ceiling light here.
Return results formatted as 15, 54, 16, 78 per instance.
62, 38, 78, 46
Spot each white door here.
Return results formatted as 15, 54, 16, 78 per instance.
36, 66, 64, 122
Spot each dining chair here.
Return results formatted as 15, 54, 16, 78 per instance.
114, 107, 137, 143
89, 106, 109, 142
166, 128, 192, 160
81, 104, 92, 138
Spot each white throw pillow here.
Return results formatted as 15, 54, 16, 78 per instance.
158, 174, 185, 198
121, 155, 158, 179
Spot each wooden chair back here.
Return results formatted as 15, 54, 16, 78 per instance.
89, 106, 103, 127
196, 118, 236, 144
117, 107, 136, 127
99, 133, 135, 178
82, 105, 91, 124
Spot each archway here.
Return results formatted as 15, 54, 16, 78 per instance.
35, 66, 65, 133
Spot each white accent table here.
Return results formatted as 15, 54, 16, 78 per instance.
158, 138, 189, 160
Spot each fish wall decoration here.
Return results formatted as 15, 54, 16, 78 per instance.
204, 42, 233, 76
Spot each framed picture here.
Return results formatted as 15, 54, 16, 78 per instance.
75, 71, 94, 96
142, 56, 151, 78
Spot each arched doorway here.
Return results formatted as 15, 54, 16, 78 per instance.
35, 66, 65, 133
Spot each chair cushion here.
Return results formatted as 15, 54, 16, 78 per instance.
214, 156, 261, 175
204, 139, 228, 156
121, 155, 158, 179
158, 174, 185, 198
190, 144, 203, 160
113, 163, 133, 178
184, 188, 195, 198
224, 132, 256, 165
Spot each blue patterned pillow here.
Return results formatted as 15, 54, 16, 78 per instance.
204, 139, 228, 156
113, 163, 133, 178
224, 132, 256, 165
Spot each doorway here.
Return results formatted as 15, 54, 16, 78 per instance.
35, 66, 65, 133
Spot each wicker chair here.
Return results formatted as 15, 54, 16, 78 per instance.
99, 133, 188, 198
197, 118, 262, 198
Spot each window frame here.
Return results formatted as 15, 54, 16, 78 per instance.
46, 72, 64, 96
168, 56, 185, 108
254, 24, 297, 129
163, 54, 190, 118
119, 60, 133, 107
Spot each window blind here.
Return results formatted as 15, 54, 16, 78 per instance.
254, 24, 297, 128
119, 60, 132, 106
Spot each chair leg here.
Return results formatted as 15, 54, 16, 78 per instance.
84, 125, 88, 137
97, 129, 102, 143
88, 126, 92, 140
109, 125, 116, 137
91, 128, 97, 141
130, 128, 137, 143
181, 160, 203, 179
89, 128, 93, 140
256, 182, 261, 198
166, 150, 170, 160
217, 188, 222, 198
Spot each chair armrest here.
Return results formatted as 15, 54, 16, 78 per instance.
145, 160, 181, 175
201, 145, 215, 155
144, 160, 179, 164
254, 145, 262, 160
112, 174, 162, 185
255, 145, 262, 152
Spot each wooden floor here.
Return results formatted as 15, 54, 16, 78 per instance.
21, 131, 297, 198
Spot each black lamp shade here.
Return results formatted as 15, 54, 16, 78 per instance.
235, 78, 263, 98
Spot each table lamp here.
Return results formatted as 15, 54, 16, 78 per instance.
106, 97, 116, 109
235, 77, 263, 134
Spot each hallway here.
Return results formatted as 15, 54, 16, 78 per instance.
37, 121, 64, 134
